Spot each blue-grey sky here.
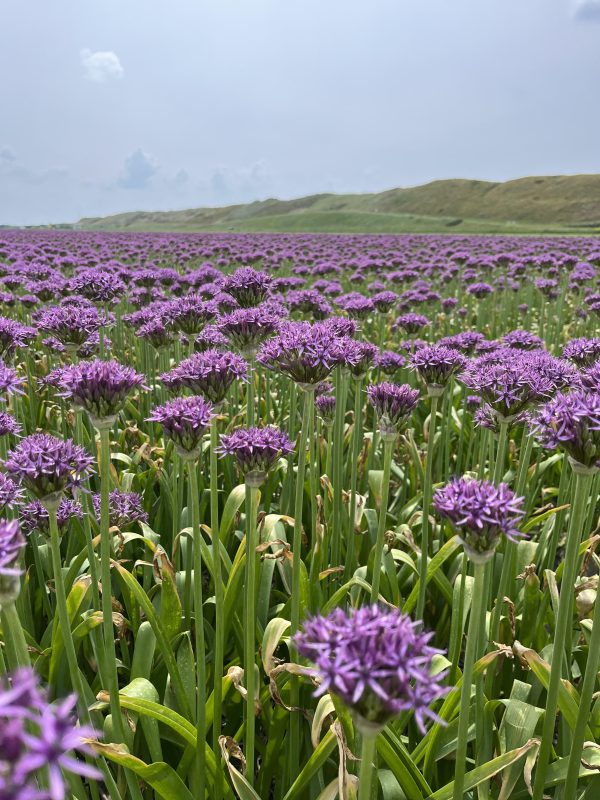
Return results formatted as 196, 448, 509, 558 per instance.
1, 0, 599, 225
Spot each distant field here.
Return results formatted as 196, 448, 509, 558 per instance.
77, 174, 600, 234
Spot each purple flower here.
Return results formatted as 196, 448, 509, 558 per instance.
410, 345, 467, 393
286, 289, 332, 320
160, 349, 247, 404
461, 357, 552, 421
221, 267, 273, 307
90, 490, 147, 530
256, 321, 343, 387
20, 499, 83, 538
315, 394, 336, 426
371, 291, 398, 312
434, 477, 524, 563
0, 362, 25, 399
36, 305, 111, 350
167, 295, 217, 335
0, 474, 24, 512
533, 390, 600, 470
218, 426, 294, 485
335, 293, 375, 319
4, 434, 94, 503
47, 359, 146, 424
0, 521, 25, 602
0, 318, 35, 360
217, 305, 280, 356
375, 350, 406, 376
193, 324, 229, 352
502, 330, 544, 351
394, 313, 430, 335
341, 339, 378, 378
148, 395, 214, 458
0, 410, 22, 437
367, 382, 420, 439
0, 669, 100, 800
467, 282, 494, 298
137, 319, 173, 350
69, 269, 126, 304
563, 338, 600, 368
294, 605, 448, 733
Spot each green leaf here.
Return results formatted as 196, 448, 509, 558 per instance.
403, 535, 461, 613
220, 484, 246, 545
378, 727, 431, 800
281, 730, 337, 800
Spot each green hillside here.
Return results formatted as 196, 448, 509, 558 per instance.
78, 174, 600, 234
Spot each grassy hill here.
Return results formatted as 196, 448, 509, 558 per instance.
78, 174, 600, 234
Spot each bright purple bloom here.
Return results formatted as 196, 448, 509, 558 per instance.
160, 349, 247, 404
4, 434, 94, 502
69, 269, 126, 304
367, 382, 420, 439
20, 499, 83, 538
91, 490, 148, 530
371, 291, 398, 312
467, 282, 494, 298
533, 390, 600, 469
148, 395, 214, 458
217, 305, 280, 356
461, 357, 552, 421
375, 350, 406, 376
294, 605, 448, 733
0, 520, 25, 580
218, 426, 294, 485
193, 324, 229, 352
563, 338, 600, 368
502, 330, 544, 351
394, 313, 430, 335
335, 293, 375, 319
0, 410, 22, 436
434, 477, 524, 563
48, 359, 146, 423
167, 295, 217, 335
0, 317, 35, 360
341, 340, 378, 378
410, 345, 467, 391
0, 474, 24, 512
256, 321, 344, 387
221, 267, 272, 308
137, 319, 173, 349
36, 305, 110, 350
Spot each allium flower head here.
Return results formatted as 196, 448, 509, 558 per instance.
434, 477, 525, 563
161, 349, 247, 404
375, 350, 406, 376
335, 293, 375, 319
91, 490, 148, 529
167, 295, 216, 335
148, 395, 214, 459
340, 339, 378, 378
36, 304, 110, 350
371, 291, 398, 312
137, 319, 173, 350
502, 329, 544, 351
4, 434, 94, 504
394, 313, 430, 335
315, 394, 336, 426
0, 410, 22, 437
367, 382, 420, 440
410, 345, 467, 394
48, 359, 146, 425
533, 390, 600, 471
294, 605, 448, 733
0, 362, 24, 399
461, 357, 552, 421
563, 338, 600, 368
0, 521, 26, 602
193, 324, 229, 352
70, 269, 126, 303
0, 474, 24, 512
221, 267, 273, 307
217, 305, 280, 357
218, 426, 294, 486
467, 282, 494, 298
0, 317, 35, 360
20, 499, 83, 538
0, 668, 100, 800
256, 321, 343, 388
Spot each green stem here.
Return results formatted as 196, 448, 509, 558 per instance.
370, 437, 394, 602
331, 368, 347, 569
492, 420, 510, 486
453, 561, 486, 800
289, 388, 313, 785
247, 356, 255, 426
346, 377, 363, 580
358, 733, 377, 800
416, 393, 439, 620
244, 483, 259, 785
210, 417, 224, 800
187, 458, 206, 799
532, 466, 595, 800
0, 601, 30, 668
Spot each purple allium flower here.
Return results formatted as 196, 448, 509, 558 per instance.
0, 410, 22, 437
467, 282, 494, 298
371, 291, 398, 312
533, 390, 600, 470
438, 331, 487, 355
218, 426, 294, 486
36, 305, 110, 350
137, 319, 173, 350
461, 358, 552, 421
315, 394, 336, 426
221, 267, 272, 308
341, 340, 378, 378
193, 324, 229, 352
563, 338, 600, 368
367, 382, 420, 440
0, 474, 24, 512
148, 395, 214, 459
335, 293, 375, 319
375, 350, 406, 376
256, 321, 343, 387
167, 295, 217, 335
321, 317, 357, 338
160, 349, 247, 405
0, 317, 35, 360
217, 305, 280, 356
0, 521, 26, 603
434, 477, 524, 563
410, 345, 467, 393
502, 330, 544, 351
4, 434, 94, 503
20, 499, 83, 538
69, 269, 126, 304
0, 669, 100, 800
294, 605, 447, 733
394, 313, 430, 335
91, 490, 148, 529
442, 297, 458, 311
48, 359, 146, 424
0, 362, 25, 399
286, 289, 332, 320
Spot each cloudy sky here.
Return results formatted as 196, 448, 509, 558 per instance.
1, 0, 599, 225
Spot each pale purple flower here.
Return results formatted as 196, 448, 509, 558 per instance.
217, 305, 280, 356
256, 321, 343, 387
410, 345, 467, 391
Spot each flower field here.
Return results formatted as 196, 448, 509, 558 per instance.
2, 229, 600, 799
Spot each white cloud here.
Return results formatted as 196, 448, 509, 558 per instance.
573, 0, 600, 20
80, 48, 124, 82
116, 148, 158, 189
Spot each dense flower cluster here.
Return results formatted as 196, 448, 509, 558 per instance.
160, 349, 247, 404
294, 605, 448, 732
20, 498, 83, 537
533, 390, 600, 470
256, 321, 344, 387
367, 382, 420, 439
221, 267, 273, 307
410, 345, 467, 392
461, 357, 552, 420
434, 477, 525, 562
218, 426, 294, 485
148, 395, 214, 458
92, 490, 148, 529
217, 305, 281, 356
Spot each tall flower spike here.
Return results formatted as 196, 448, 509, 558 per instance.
294, 605, 448, 734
